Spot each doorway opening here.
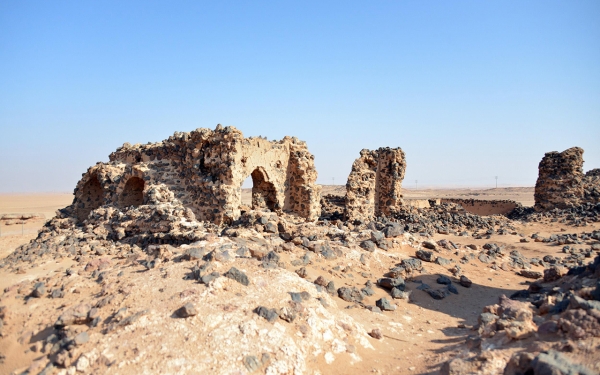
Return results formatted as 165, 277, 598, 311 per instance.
243, 168, 278, 211
119, 177, 145, 208
78, 175, 103, 221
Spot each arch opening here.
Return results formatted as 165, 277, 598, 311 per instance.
119, 177, 145, 208
78, 175, 103, 221
247, 168, 278, 212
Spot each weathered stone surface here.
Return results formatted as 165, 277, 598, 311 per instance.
224, 267, 249, 286
375, 297, 396, 311
534, 147, 600, 210
71, 125, 321, 225
416, 250, 434, 262
254, 306, 279, 322
345, 147, 406, 222
176, 303, 198, 318
337, 287, 364, 303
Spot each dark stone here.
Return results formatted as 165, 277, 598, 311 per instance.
447, 284, 458, 295
422, 241, 437, 250
401, 258, 423, 271
459, 275, 472, 288
201, 272, 220, 285
426, 288, 450, 300
265, 251, 280, 263
254, 306, 279, 322
31, 282, 46, 298
176, 303, 197, 318
51, 288, 65, 299
436, 275, 452, 285
362, 287, 375, 296
360, 240, 376, 252
371, 231, 384, 243
416, 250, 434, 262
326, 281, 336, 295
377, 277, 405, 291
375, 297, 396, 311
224, 267, 249, 286
321, 248, 337, 259
383, 224, 404, 238
518, 270, 542, 279
390, 287, 405, 299
264, 222, 278, 233
435, 257, 451, 266
337, 287, 364, 303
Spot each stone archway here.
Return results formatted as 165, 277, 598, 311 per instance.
119, 177, 145, 208
250, 168, 278, 211
77, 174, 103, 221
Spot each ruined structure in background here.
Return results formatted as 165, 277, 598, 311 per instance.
534, 147, 600, 211
345, 147, 406, 222
73, 125, 321, 225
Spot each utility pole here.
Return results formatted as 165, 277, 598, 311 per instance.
332, 177, 334, 186
495, 176, 498, 189
415, 180, 418, 190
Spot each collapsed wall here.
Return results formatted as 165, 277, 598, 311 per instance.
534, 147, 600, 210
345, 147, 406, 222
71, 125, 321, 226
440, 198, 521, 216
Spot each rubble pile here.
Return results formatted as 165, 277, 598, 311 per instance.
390, 203, 517, 237
508, 202, 600, 226
441, 255, 600, 375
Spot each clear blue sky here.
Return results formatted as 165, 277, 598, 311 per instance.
1, 1, 599, 192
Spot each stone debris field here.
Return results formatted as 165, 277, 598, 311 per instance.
0, 125, 599, 375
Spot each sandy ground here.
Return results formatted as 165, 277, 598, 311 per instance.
0, 194, 73, 259
2, 190, 598, 375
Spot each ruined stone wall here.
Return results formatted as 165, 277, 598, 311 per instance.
534, 147, 600, 210
345, 147, 406, 222
72, 125, 321, 224
345, 149, 378, 222
440, 199, 521, 216
375, 147, 407, 217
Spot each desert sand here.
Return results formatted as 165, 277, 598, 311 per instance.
2, 186, 598, 375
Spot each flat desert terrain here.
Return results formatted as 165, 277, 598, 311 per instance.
1, 187, 598, 375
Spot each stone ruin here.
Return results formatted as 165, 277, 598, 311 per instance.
71, 125, 321, 226
534, 147, 600, 211
344, 147, 407, 222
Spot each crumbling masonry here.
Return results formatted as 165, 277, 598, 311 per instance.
534, 147, 600, 210
344, 147, 407, 222
73, 125, 321, 225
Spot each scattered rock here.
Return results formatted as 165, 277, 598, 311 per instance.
416, 250, 434, 262
254, 306, 279, 322
459, 275, 472, 288
375, 297, 396, 311
176, 303, 198, 318
224, 267, 249, 286
369, 328, 383, 339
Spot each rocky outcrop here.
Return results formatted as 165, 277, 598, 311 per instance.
71, 125, 321, 225
345, 147, 406, 222
534, 147, 600, 210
